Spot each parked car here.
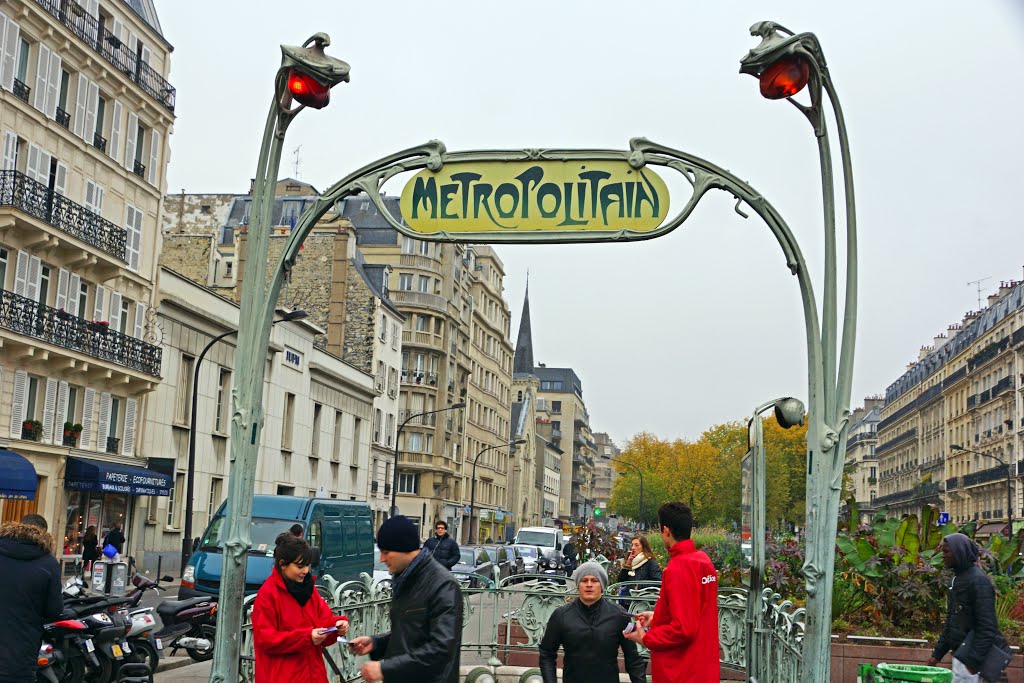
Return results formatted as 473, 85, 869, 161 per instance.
372, 546, 391, 582
507, 545, 526, 577
512, 545, 542, 573
452, 546, 497, 587
481, 545, 514, 582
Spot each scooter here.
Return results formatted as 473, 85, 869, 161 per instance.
36, 618, 99, 683
60, 577, 134, 683
152, 595, 217, 662
121, 573, 177, 672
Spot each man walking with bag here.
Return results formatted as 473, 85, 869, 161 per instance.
928, 533, 1011, 682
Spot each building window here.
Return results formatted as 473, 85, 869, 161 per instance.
282, 392, 295, 451
312, 403, 322, 457
407, 432, 423, 452
215, 369, 230, 433
552, 401, 561, 413
333, 411, 344, 463
398, 473, 419, 494
379, 314, 387, 340
399, 273, 413, 290
415, 315, 429, 332
402, 236, 416, 255
176, 355, 195, 424
168, 473, 184, 528
0, 248, 7, 289
208, 477, 223, 519
417, 275, 430, 293
373, 409, 382, 444
351, 417, 361, 465
77, 282, 88, 318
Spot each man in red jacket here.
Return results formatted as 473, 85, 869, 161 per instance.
624, 502, 719, 682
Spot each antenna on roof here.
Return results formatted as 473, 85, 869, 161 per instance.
292, 145, 303, 179
967, 276, 991, 310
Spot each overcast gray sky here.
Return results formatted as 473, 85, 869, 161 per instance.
156, 1, 1024, 446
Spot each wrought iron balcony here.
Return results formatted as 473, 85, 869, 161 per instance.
105, 436, 120, 454
92, 132, 107, 153
132, 159, 146, 178
62, 434, 78, 447
962, 464, 1009, 488
31, 0, 176, 112
56, 107, 71, 129
398, 410, 436, 426
401, 369, 438, 386
12, 78, 30, 102
0, 289, 162, 376
0, 170, 127, 262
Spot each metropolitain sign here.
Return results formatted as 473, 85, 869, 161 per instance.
399, 160, 670, 235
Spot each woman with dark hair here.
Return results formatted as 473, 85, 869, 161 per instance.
251, 533, 349, 682
617, 536, 663, 584
81, 525, 99, 575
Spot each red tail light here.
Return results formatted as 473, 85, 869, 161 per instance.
52, 620, 87, 630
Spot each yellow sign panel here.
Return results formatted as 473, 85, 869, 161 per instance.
399, 160, 669, 234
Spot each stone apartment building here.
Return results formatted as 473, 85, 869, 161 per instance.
844, 397, 882, 521
343, 196, 515, 542
0, 0, 174, 565
159, 181, 404, 529
875, 279, 1024, 535
137, 268, 376, 573
592, 432, 619, 512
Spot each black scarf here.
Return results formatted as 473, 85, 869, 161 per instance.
283, 571, 315, 606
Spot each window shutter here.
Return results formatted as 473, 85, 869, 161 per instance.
2, 130, 17, 171
147, 129, 160, 185
83, 0, 99, 43
74, 74, 88, 139
83, 179, 95, 212
67, 274, 81, 315
53, 161, 67, 196
121, 398, 137, 456
93, 284, 106, 321
46, 51, 61, 119
55, 268, 69, 310
124, 112, 138, 170
13, 250, 28, 297
0, 13, 20, 91
125, 205, 140, 271
133, 302, 145, 339
26, 144, 40, 183
36, 150, 52, 186
112, 18, 124, 47
33, 43, 50, 112
42, 377, 57, 443
97, 392, 111, 446
128, 31, 138, 60
80, 387, 95, 448
130, 206, 142, 271
8, 369, 27, 437
108, 100, 122, 161
83, 81, 99, 143
25, 254, 40, 303
108, 291, 122, 331
55, 381, 68, 439
94, 184, 104, 215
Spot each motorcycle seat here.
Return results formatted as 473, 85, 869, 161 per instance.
156, 597, 214, 623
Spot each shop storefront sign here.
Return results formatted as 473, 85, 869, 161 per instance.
65, 457, 172, 496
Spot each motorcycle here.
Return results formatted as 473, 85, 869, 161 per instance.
36, 618, 99, 683
152, 595, 217, 662
536, 549, 569, 584
121, 573, 176, 672
60, 576, 134, 683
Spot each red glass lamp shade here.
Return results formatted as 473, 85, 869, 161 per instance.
758, 55, 811, 100
287, 69, 331, 109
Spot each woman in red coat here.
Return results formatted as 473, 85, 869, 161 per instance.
251, 533, 349, 682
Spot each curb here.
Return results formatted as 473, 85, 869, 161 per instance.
156, 657, 196, 673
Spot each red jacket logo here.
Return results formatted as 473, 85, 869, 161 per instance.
701, 574, 717, 585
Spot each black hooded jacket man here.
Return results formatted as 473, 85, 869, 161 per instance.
0, 516, 63, 682
928, 533, 1008, 677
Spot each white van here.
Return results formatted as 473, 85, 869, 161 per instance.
513, 526, 561, 551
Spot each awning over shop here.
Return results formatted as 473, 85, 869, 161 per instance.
65, 457, 171, 496
975, 522, 1010, 537
0, 449, 37, 500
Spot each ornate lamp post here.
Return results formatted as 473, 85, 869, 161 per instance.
950, 444, 1014, 536
390, 402, 466, 517
469, 440, 525, 543
208, 35, 349, 683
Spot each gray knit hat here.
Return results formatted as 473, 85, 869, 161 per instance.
573, 561, 609, 590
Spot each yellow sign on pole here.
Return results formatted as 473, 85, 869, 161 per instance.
399, 160, 670, 235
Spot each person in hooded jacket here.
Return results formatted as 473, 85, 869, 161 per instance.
927, 533, 1008, 682
423, 520, 460, 570
251, 533, 349, 683
539, 561, 647, 683
0, 514, 63, 683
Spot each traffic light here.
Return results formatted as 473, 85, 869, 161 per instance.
594, 508, 602, 517
286, 69, 332, 109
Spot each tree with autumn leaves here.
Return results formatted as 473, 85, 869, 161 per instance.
607, 416, 808, 529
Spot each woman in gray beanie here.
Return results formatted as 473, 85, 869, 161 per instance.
538, 561, 646, 683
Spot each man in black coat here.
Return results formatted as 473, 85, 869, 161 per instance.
103, 523, 125, 555
539, 561, 646, 683
928, 533, 1008, 681
0, 514, 63, 683
351, 516, 462, 683
423, 520, 460, 570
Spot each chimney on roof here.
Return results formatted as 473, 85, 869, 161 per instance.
933, 333, 948, 350
987, 293, 1000, 308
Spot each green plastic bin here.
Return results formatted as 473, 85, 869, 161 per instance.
873, 663, 953, 683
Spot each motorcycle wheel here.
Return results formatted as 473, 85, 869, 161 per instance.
186, 627, 215, 663
127, 641, 158, 674
62, 657, 87, 683
84, 653, 112, 683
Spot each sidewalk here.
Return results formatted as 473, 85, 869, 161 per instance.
155, 659, 207, 681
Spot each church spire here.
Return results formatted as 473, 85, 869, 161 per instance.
513, 278, 535, 376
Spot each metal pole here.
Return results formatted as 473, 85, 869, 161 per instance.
390, 403, 465, 517
469, 443, 508, 544
181, 328, 236, 576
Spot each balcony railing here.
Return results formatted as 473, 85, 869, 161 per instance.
0, 289, 162, 376
92, 132, 107, 153
55, 107, 71, 129
963, 464, 1009, 488
31, 0, 176, 112
401, 369, 438, 386
0, 170, 127, 262
392, 290, 448, 313
132, 159, 146, 178
12, 78, 30, 102
398, 410, 437, 427
105, 436, 120, 454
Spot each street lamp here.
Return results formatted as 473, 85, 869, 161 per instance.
469, 440, 525, 544
390, 402, 466, 517
180, 309, 307, 575
950, 444, 1013, 537
610, 457, 644, 531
